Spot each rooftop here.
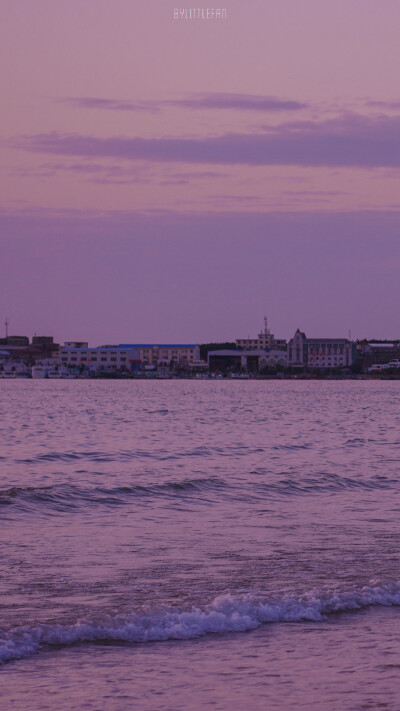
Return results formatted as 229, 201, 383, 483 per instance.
61, 344, 197, 351
369, 343, 396, 348
118, 344, 197, 349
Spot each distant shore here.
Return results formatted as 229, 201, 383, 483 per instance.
3, 373, 400, 381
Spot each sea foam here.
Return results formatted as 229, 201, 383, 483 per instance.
1, 581, 400, 665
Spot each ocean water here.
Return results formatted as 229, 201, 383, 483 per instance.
1, 380, 400, 710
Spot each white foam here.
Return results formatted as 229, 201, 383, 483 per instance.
2, 581, 400, 664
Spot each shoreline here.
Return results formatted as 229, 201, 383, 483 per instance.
2, 373, 400, 381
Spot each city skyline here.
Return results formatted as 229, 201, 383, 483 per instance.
1, 1, 400, 342
1, 308, 398, 350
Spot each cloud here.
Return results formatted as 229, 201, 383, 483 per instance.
58, 97, 159, 112
16, 113, 400, 168
159, 179, 188, 186
365, 100, 400, 110
59, 92, 306, 114
170, 171, 226, 179
9, 161, 151, 184
206, 194, 262, 202
283, 190, 348, 196
167, 93, 307, 112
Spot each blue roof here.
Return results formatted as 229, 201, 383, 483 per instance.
62, 346, 139, 351
61, 344, 196, 351
118, 344, 197, 348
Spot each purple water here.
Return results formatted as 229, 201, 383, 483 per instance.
1, 381, 400, 710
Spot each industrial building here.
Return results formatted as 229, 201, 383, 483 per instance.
208, 348, 288, 372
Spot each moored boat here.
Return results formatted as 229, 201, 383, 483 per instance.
31, 365, 48, 379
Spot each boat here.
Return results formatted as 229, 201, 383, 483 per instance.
47, 366, 77, 379
31, 365, 48, 379
0, 363, 31, 378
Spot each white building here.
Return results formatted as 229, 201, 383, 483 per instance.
61, 345, 140, 372
118, 344, 200, 367
61, 343, 200, 371
288, 329, 354, 369
236, 316, 287, 351
259, 350, 288, 368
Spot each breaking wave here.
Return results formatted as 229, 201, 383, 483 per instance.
2, 581, 400, 665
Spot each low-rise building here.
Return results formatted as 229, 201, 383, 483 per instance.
208, 349, 245, 372
259, 350, 288, 369
208, 348, 288, 372
118, 344, 200, 367
61, 345, 140, 372
356, 342, 400, 370
64, 341, 89, 349
61, 343, 199, 371
0, 335, 59, 363
0, 336, 29, 347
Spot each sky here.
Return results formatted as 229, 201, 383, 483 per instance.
1, 0, 399, 344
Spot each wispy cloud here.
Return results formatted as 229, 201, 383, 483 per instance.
170, 171, 227, 179
58, 97, 159, 112
365, 100, 400, 110
9, 161, 151, 184
283, 190, 348, 196
16, 113, 400, 168
159, 179, 188, 186
168, 93, 307, 112
58, 92, 307, 114
207, 194, 262, 201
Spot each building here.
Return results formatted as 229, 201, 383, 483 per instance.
0, 335, 59, 363
208, 350, 243, 371
288, 329, 354, 369
118, 344, 200, 367
356, 342, 400, 370
60, 343, 199, 371
259, 350, 289, 369
64, 341, 89, 349
0, 336, 29, 347
60, 345, 140, 372
31, 336, 60, 360
208, 348, 288, 372
236, 316, 286, 351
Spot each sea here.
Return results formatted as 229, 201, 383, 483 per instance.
1, 380, 400, 710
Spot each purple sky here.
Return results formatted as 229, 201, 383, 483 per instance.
1, 0, 399, 344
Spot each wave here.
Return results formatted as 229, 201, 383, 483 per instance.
1, 470, 397, 513
15, 444, 270, 465
1, 581, 400, 665
251, 471, 396, 496
0, 477, 226, 511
